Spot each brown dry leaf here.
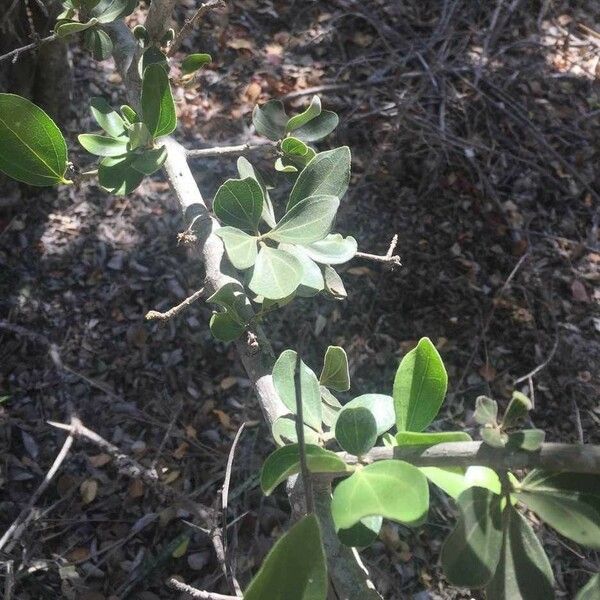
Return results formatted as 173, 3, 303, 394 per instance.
128, 478, 144, 499
185, 424, 198, 440
227, 38, 254, 51
67, 546, 90, 563
220, 376, 237, 390
172, 441, 189, 460
347, 266, 374, 276
571, 280, 590, 303
243, 81, 262, 103
89, 453, 112, 468
162, 470, 180, 484
479, 363, 497, 382
353, 32, 374, 47
213, 409, 232, 429
80, 479, 98, 504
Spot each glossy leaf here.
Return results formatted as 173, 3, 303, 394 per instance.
181, 52, 212, 75
337, 516, 382, 548
293, 110, 339, 142
213, 177, 264, 232
396, 431, 472, 446
341, 394, 394, 436
486, 506, 554, 600
83, 28, 113, 61
271, 416, 320, 447
288, 147, 351, 210
323, 266, 347, 299
98, 155, 144, 195
319, 346, 350, 391
249, 246, 302, 300
252, 99, 288, 141
90, 97, 126, 138
268, 195, 339, 245
141, 63, 176, 138
237, 156, 276, 227
331, 460, 429, 531
441, 487, 503, 588
393, 337, 448, 432
261, 444, 347, 495
301, 233, 357, 265
335, 406, 377, 455
130, 146, 168, 175
244, 514, 327, 600
286, 95, 322, 132
216, 227, 258, 270
474, 395, 499, 426
138, 46, 168, 79
78, 133, 128, 156
0, 94, 69, 186
575, 574, 600, 600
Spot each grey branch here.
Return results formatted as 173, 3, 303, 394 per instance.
341, 441, 600, 474
355, 234, 401, 267
186, 141, 276, 158
167, 578, 240, 599
145, 287, 204, 321
0, 33, 57, 64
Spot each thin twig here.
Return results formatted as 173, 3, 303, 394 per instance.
167, 578, 240, 599
513, 334, 560, 384
354, 234, 402, 267
186, 141, 275, 159
0, 33, 56, 63
167, 0, 225, 57
3, 561, 14, 600
294, 358, 315, 514
0, 419, 75, 551
145, 287, 204, 321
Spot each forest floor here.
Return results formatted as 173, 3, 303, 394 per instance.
1, 1, 599, 599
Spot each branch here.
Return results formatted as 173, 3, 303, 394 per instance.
0, 33, 57, 64
186, 141, 276, 159
167, 578, 240, 599
340, 441, 600, 474
354, 234, 401, 267
145, 287, 204, 321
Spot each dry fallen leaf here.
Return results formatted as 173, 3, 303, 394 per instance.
220, 376, 237, 390
213, 409, 232, 429
80, 479, 98, 505
571, 280, 590, 303
227, 38, 254, 51
128, 478, 144, 499
89, 453, 112, 468
479, 363, 497, 382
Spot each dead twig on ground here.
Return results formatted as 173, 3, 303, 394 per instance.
355, 234, 402, 268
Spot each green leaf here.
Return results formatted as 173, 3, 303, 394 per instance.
90, 97, 127, 138
83, 28, 113, 61
91, 0, 137, 23
56, 19, 97, 37
98, 155, 144, 195
274, 157, 298, 173
299, 360, 323, 431
130, 146, 167, 175
441, 487, 503, 588
337, 516, 382, 548
209, 312, 245, 342
502, 391, 532, 428
286, 95, 322, 132
287, 147, 351, 210
323, 266, 347, 299
273, 350, 298, 414
331, 460, 429, 531
181, 53, 212, 75
138, 46, 168, 79
341, 394, 394, 436
518, 471, 600, 549
252, 99, 288, 141
213, 177, 264, 232
141, 63, 176, 138
481, 427, 508, 448
474, 395, 499, 426
128, 122, 152, 150
244, 514, 327, 600
506, 429, 545, 451
293, 110, 339, 142
249, 246, 302, 300
320, 386, 342, 428
237, 156, 276, 228
335, 406, 377, 456
301, 233, 357, 265
260, 444, 347, 495
280, 137, 316, 169
120, 104, 138, 124
319, 346, 350, 391
576, 574, 600, 600
215, 227, 258, 270
267, 195, 339, 245
207, 282, 252, 342
420, 465, 501, 499
271, 416, 320, 446
278, 244, 324, 297
0, 94, 69, 186
486, 506, 554, 600
393, 337, 448, 432
396, 431, 472, 446
78, 133, 128, 156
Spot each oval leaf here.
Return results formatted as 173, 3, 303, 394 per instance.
252, 99, 288, 141
302, 233, 357, 265
215, 227, 258, 270
181, 52, 212, 75
213, 177, 264, 232
278, 244, 324, 296
287, 147, 351, 210
78, 133, 128, 157
335, 407, 377, 456
244, 514, 327, 600
249, 246, 302, 300
141, 63, 176, 138
267, 195, 339, 245
293, 110, 339, 142
0, 94, 69, 186
341, 394, 394, 436
396, 431, 472, 446
271, 416, 320, 447
319, 346, 350, 392
90, 96, 127, 138
261, 443, 347, 495
337, 516, 382, 548
130, 146, 168, 175
393, 337, 448, 432
331, 460, 429, 531
286, 95, 322, 132
84, 28, 113, 61
237, 156, 276, 227
98, 155, 144, 195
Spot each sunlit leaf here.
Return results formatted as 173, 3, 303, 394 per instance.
78, 133, 128, 156
90, 96, 127, 138
181, 52, 212, 75
319, 346, 349, 391
249, 246, 302, 300
335, 406, 377, 455
396, 431, 471, 446
341, 394, 394, 436
213, 177, 264, 232
301, 233, 357, 265
237, 156, 276, 227
215, 227, 258, 270
271, 416, 320, 447
141, 63, 176, 138
474, 395, 498, 426
98, 154, 144, 195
